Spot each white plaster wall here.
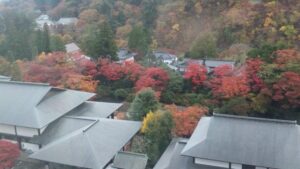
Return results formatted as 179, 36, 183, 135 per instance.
195, 158, 229, 168
21, 142, 40, 152
0, 124, 15, 135
16, 127, 38, 137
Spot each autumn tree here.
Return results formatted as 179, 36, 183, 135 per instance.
135, 67, 169, 94
272, 72, 300, 109
141, 110, 173, 167
128, 88, 159, 121
21, 52, 98, 92
0, 141, 20, 169
210, 65, 250, 99
165, 105, 207, 137
183, 63, 207, 90
0, 57, 22, 81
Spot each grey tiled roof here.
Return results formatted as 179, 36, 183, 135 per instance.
30, 118, 141, 169
154, 138, 225, 169
111, 151, 148, 169
68, 101, 123, 118
65, 43, 80, 53
182, 114, 300, 169
31, 117, 95, 146
0, 81, 95, 128
0, 75, 11, 81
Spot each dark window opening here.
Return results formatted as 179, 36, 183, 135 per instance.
242, 165, 255, 169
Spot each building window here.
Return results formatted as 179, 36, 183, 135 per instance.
242, 165, 255, 169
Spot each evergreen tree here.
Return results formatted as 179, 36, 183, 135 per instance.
81, 22, 117, 60
41, 24, 50, 53
142, 0, 158, 28
128, 88, 159, 121
50, 35, 65, 52
128, 26, 150, 58
0, 11, 35, 60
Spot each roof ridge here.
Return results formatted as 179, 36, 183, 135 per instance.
117, 151, 148, 158
83, 120, 99, 132
213, 113, 297, 124
0, 80, 50, 86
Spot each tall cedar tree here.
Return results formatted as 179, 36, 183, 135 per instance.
0, 11, 35, 60
81, 22, 118, 60
128, 26, 150, 58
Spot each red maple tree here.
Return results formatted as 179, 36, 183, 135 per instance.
273, 72, 300, 109
135, 67, 169, 93
210, 65, 250, 99
246, 58, 265, 92
0, 141, 20, 169
183, 63, 207, 88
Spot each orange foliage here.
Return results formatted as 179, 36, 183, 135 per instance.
210, 65, 250, 99
20, 52, 98, 92
166, 104, 208, 137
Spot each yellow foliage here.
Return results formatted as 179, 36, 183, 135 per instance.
263, 17, 273, 27
141, 111, 156, 133
37, 53, 46, 62
172, 24, 180, 32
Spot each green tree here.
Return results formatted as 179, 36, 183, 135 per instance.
50, 35, 65, 52
187, 33, 217, 59
142, 110, 173, 167
248, 42, 288, 63
142, 0, 158, 28
41, 24, 50, 53
81, 22, 118, 60
128, 88, 159, 121
161, 68, 184, 104
0, 11, 35, 60
128, 26, 150, 58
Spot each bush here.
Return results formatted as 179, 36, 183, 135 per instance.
113, 88, 130, 100
128, 88, 159, 121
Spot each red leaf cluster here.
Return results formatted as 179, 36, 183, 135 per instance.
0, 141, 20, 169
135, 67, 169, 93
97, 59, 144, 82
210, 65, 250, 99
274, 49, 300, 66
273, 72, 300, 108
166, 105, 208, 137
97, 59, 125, 81
246, 58, 265, 92
183, 63, 207, 87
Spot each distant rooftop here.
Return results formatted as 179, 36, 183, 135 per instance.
65, 43, 80, 53
57, 17, 78, 25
